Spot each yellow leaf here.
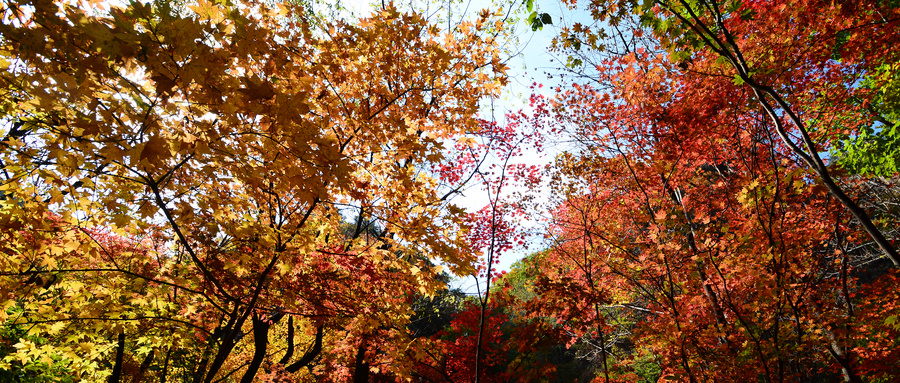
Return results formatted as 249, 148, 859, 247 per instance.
49, 321, 66, 335
277, 261, 293, 275
188, 0, 226, 24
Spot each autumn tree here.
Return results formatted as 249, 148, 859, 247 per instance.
521, 0, 900, 381
432, 106, 548, 381
412, 283, 563, 383
556, 0, 900, 265
0, 0, 510, 381
536, 61, 900, 382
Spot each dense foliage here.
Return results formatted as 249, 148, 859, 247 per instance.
0, 0, 506, 381
2, 0, 899, 382
531, 0, 900, 381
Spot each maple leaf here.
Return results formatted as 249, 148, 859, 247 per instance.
237, 76, 276, 102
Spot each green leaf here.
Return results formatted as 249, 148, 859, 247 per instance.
670, 50, 690, 63
540, 13, 552, 25
528, 11, 543, 31
886, 315, 900, 330
832, 30, 850, 61
659, 17, 672, 32
525, 0, 533, 14
732, 74, 745, 85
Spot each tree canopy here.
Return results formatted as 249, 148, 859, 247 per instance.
2, 0, 899, 382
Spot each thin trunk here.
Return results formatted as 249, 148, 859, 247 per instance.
284, 325, 324, 373
203, 307, 247, 383
596, 314, 611, 383
474, 234, 498, 383
279, 316, 295, 365
108, 332, 126, 383
239, 314, 270, 383
352, 338, 369, 383
474, 300, 487, 383
825, 331, 862, 383
202, 335, 237, 383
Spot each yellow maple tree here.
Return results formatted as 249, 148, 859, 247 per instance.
0, 0, 507, 381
